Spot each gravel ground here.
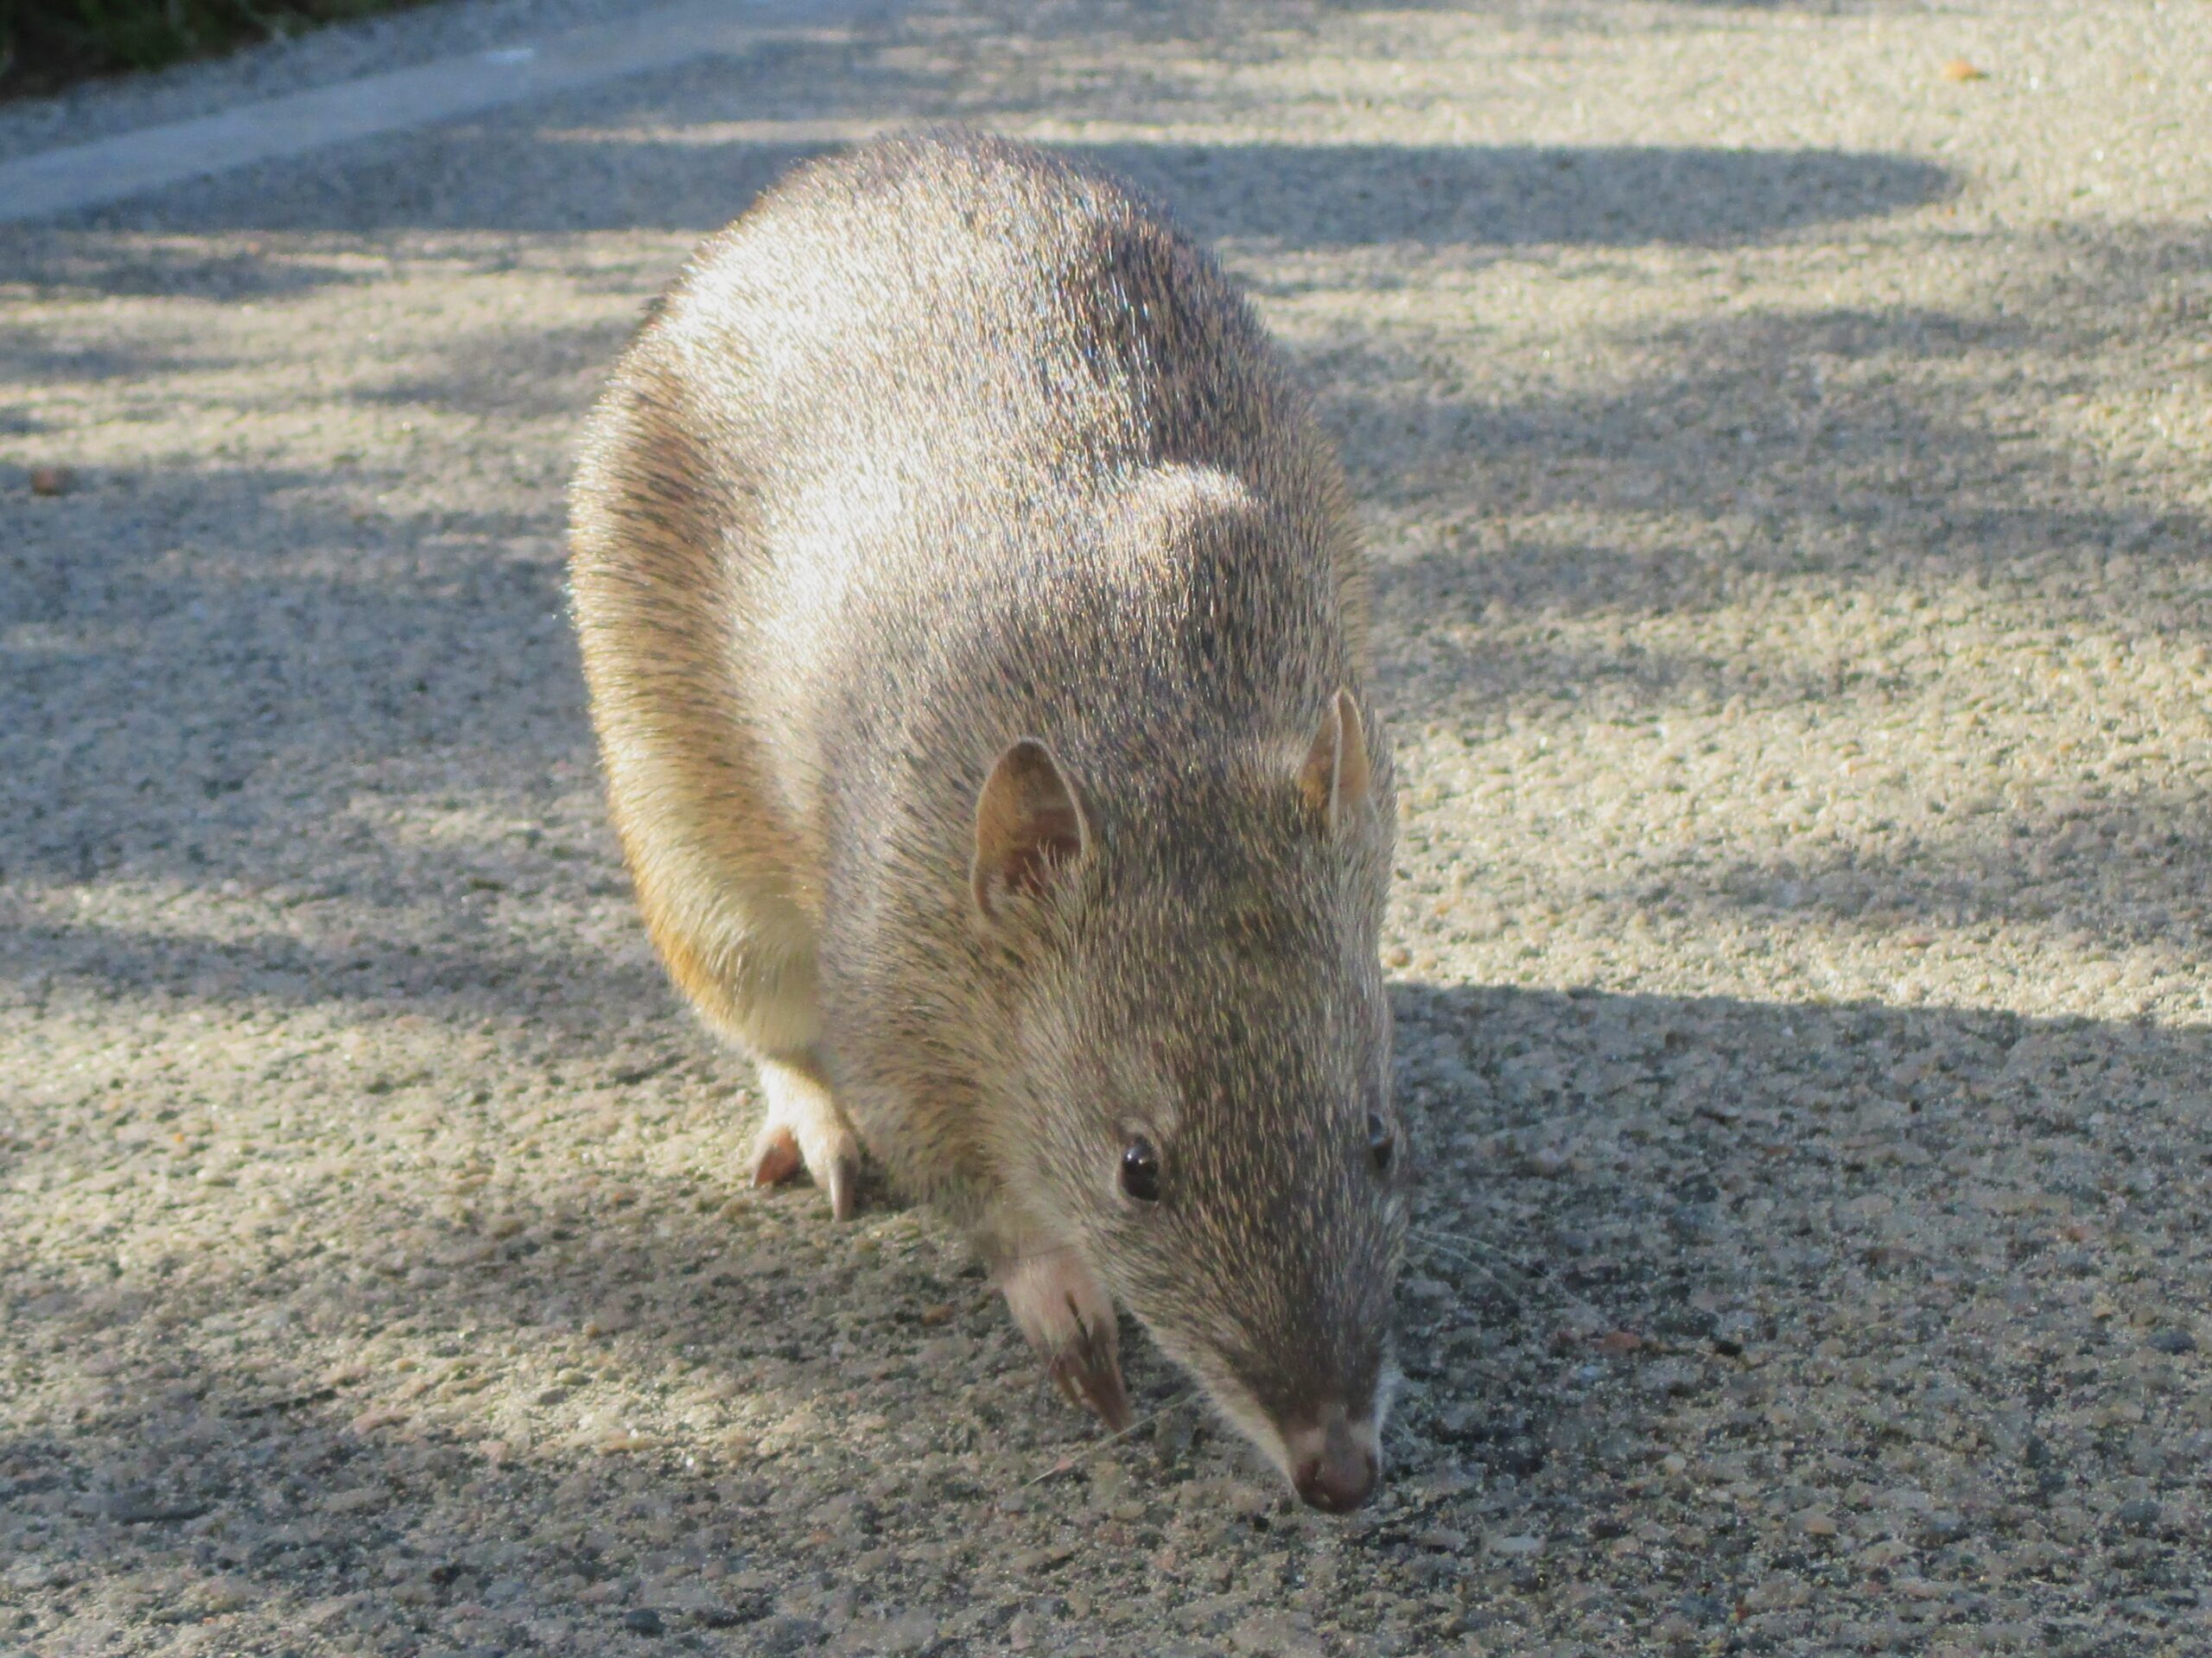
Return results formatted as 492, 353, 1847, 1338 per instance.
4, 1, 2209, 1655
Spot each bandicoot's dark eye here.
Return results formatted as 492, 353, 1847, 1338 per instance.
1120, 1137, 1161, 1203
1367, 1112, 1395, 1174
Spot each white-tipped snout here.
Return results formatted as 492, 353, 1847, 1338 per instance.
1281, 1405, 1382, 1513
1191, 1376, 1386, 1514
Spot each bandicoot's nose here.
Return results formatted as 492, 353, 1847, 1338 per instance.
1287, 1411, 1378, 1513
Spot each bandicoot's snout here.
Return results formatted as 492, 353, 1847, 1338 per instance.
1283, 1407, 1381, 1513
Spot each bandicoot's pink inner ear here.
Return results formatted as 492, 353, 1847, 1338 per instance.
972, 739, 1088, 918
1298, 688, 1371, 832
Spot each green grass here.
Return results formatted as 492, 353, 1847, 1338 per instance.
2, 0, 433, 98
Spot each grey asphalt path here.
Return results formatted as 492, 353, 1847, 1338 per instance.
0, 0, 876, 225
3, 2, 2209, 1655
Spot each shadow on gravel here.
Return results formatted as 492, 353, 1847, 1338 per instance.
21, 22, 1954, 248
3, 980, 2205, 1647
0, 907, 681, 1055
0, 456, 637, 1054
1072, 142, 1953, 251
0, 1188, 1012, 1643
351, 316, 638, 422
103, 130, 1954, 245
1382, 979, 2209, 1617
0, 322, 197, 385
1, 235, 378, 301
1315, 223, 2212, 734
1693, 790, 2212, 955
0, 461, 570, 803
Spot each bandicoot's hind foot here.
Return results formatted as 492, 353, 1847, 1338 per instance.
998, 1248, 1132, 1432
749, 1052, 862, 1221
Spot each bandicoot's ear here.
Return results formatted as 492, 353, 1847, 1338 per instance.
1297, 688, 1373, 834
973, 739, 1090, 922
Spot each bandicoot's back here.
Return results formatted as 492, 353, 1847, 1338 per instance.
569, 131, 1408, 1512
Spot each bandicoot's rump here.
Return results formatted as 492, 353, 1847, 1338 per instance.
569, 130, 1408, 1511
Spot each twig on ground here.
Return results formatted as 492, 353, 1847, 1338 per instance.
1021, 1390, 1197, 1489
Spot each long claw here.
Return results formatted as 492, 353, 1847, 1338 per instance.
1050, 1296, 1133, 1432
824, 1154, 859, 1223
997, 1249, 1128, 1430
747, 1054, 863, 1217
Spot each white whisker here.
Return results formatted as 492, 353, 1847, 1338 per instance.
1021, 1390, 1198, 1489
1411, 1227, 1611, 1328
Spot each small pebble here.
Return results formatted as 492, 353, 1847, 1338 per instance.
872, 1610, 939, 1653
193, 1577, 256, 1615
1916, 1511, 1968, 1545
623, 1607, 664, 1635
1154, 1408, 1197, 1464
752, 1617, 827, 1655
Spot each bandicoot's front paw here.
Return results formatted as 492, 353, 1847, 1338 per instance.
749, 1054, 861, 1221
749, 1121, 860, 1220
998, 1248, 1132, 1432
1046, 1316, 1133, 1432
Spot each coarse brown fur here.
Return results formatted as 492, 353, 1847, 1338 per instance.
569, 130, 1408, 1507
